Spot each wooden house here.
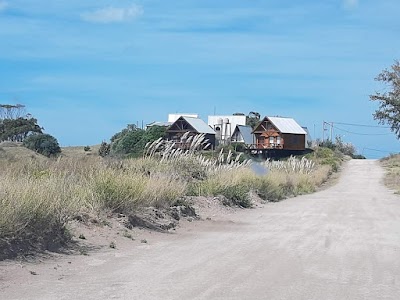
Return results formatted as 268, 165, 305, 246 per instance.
252, 117, 307, 151
166, 116, 216, 149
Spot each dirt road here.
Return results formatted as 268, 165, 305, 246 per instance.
1, 160, 400, 299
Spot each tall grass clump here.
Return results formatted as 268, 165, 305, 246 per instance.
381, 154, 400, 193
90, 167, 187, 212
0, 154, 188, 258
0, 170, 84, 258
190, 169, 256, 208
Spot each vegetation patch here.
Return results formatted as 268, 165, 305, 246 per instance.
0, 131, 342, 259
381, 154, 400, 193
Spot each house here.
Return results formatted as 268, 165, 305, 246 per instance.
208, 114, 247, 144
252, 116, 307, 151
231, 125, 254, 145
166, 116, 216, 149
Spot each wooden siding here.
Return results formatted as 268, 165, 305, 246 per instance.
252, 117, 306, 151
281, 134, 305, 151
166, 117, 216, 149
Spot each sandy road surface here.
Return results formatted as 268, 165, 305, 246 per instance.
1, 160, 400, 299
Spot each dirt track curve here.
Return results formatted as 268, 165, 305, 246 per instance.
1, 160, 400, 299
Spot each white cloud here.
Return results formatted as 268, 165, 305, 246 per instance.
0, 1, 8, 12
81, 4, 143, 23
343, 0, 359, 10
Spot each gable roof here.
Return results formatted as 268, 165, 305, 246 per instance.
180, 117, 216, 135
267, 117, 307, 134
233, 125, 254, 144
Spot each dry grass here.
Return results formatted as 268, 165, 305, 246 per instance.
381, 154, 400, 193
0, 141, 336, 258
0, 151, 187, 258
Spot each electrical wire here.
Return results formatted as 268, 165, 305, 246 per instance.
327, 121, 391, 129
362, 147, 399, 154
332, 125, 393, 136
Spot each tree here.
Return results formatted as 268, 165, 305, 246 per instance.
112, 128, 145, 154
370, 60, 400, 138
99, 141, 111, 157
246, 111, 261, 129
0, 117, 43, 142
23, 134, 61, 157
0, 104, 26, 119
110, 124, 138, 143
110, 125, 166, 156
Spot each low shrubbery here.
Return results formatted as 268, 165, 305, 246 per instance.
23, 133, 61, 157
305, 147, 343, 172
318, 137, 365, 159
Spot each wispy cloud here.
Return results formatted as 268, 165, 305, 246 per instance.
0, 1, 8, 12
343, 0, 359, 10
81, 4, 143, 23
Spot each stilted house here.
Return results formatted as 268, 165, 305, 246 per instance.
252, 116, 307, 151
231, 125, 254, 146
166, 116, 216, 149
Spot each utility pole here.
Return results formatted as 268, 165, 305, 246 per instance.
330, 122, 334, 142
313, 124, 316, 141
322, 121, 325, 142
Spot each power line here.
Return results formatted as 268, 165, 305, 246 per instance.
362, 147, 399, 154
332, 125, 393, 136
327, 121, 391, 129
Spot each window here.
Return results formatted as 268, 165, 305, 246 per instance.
269, 136, 274, 144
277, 136, 281, 145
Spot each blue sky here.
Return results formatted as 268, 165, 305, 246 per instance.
0, 0, 399, 157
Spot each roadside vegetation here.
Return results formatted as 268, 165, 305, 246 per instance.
381, 154, 400, 193
0, 138, 343, 259
0, 105, 348, 259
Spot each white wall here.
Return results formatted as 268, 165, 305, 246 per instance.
208, 115, 246, 141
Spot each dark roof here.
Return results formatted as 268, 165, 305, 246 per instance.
234, 125, 254, 144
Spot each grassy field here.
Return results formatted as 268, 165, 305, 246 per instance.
0, 143, 343, 259
381, 154, 400, 193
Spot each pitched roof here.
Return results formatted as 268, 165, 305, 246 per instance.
268, 117, 307, 134
184, 117, 216, 135
234, 125, 254, 144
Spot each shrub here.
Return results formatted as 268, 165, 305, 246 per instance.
314, 147, 335, 159
84, 146, 91, 152
220, 184, 251, 208
23, 134, 61, 157
99, 142, 111, 157
231, 142, 247, 153
255, 177, 284, 202
111, 125, 166, 156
